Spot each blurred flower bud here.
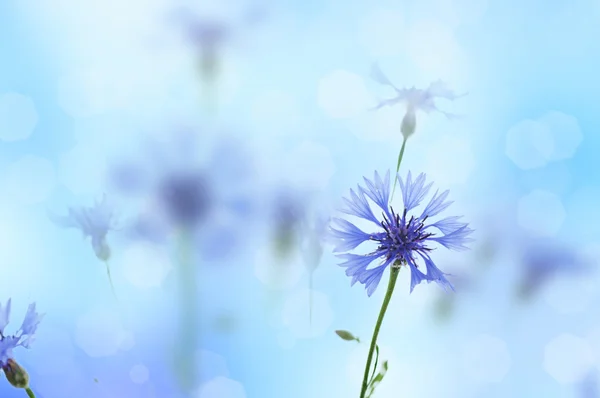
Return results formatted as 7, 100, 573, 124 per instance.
93, 238, 111, 262
2, 359, 29, 389
401, 107, 417, 139
335, 330, 359, 342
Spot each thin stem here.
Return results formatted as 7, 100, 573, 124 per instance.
25, 388, 35, 398
103, 260, 118, 300
174, 228, 199, 394
359, 267, 400, 398
390, 137, 408, 201
309, 271, 313, 328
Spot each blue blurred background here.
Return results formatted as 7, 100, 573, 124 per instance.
1, 0, 599, 397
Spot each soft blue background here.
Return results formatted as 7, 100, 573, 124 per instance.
1, 0, 599, 397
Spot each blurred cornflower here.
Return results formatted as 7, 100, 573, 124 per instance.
516, 239, 590, 301
331, 170, 473, 398
0, 299, 43, 397
107, 127, 258, 394
300, 210, 331, 326
331, 170, 473, 296
369, 63, 465, 195
169, 3, 266, 113
108, 128, 258, 261
579, 370, 599, 398
48, 194, 118, 295
269, 188, 307, 260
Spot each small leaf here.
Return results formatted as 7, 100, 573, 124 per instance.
366, 360, 389, 398
335, 330, 358, 341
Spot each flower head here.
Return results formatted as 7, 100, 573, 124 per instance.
370, 63, 465, 139
0, 300, 43, 367
330, 170, 473, 296
48, 194, 117, 261
516, 239, 590, 300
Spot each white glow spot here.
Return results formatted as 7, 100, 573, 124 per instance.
517, 190, 565, 236
544, 334, 594, 384
75, 307, 129, 357
505, 119, 553, 170
5, 155, 56, 204
58, 142, 109, 195
317, 70, 374, 119
197, 377, 246, 398
537, 111, 583, 161
254, 248, 305, 290
284, 141, 335, 191
358, 9, 406, 56
0, 92, 38, 142
461, 334, 511, 383
130, 364, 149, 384
120, 242, 173, 288
282, 288, 334, 339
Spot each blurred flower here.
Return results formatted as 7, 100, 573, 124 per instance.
108, 128, 259, 262
579, 370, 600, 398
330, 170, 474, 296
48, 194, 117, 261
301, 212, 331, 272
269, 188, 308, 260
0, 300, 43, 392
516, 238, 591, 301
169, 4, 267, 80
370, 63, 465, 140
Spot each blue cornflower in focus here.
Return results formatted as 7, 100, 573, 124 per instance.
330, 170, 473, 296
0, 299, 43, 391
48, 194, 117, 261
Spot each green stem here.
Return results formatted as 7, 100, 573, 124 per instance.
104, 260, 118, 300
390, 137, 408, 201
175, 229, 199, 394
359, 267, 400, 398
25, 387, 35, 398
309, 271, 313, 328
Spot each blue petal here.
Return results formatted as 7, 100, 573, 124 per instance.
419, 253, 454, 292
362, 171, 391, 217
426, 216, 468, 235
341, 187, 380, 225
0, 299, 11, 334
329, 218, 372, 252
406, 258, 428, 293
398, 171, 433, 211
420, 189, 452, 218
337, 253, 380, 286
430, 225, 474, 251
18, 303, 43, 337
359, 265, 387, 297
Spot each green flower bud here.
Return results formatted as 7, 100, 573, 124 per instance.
94, 239, 111, 262
335, 330, 359, 342
401, 107, 417, 140
2, 359, 30, 389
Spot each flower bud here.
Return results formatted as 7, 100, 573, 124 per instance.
94, 239, 111, 262
401, 107, 417, 139
2, 359, 29, 389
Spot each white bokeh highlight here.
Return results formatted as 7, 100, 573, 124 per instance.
281, 288, 334, 339
4, 155, 56, 204
254, 248, 305, 290
120, 242, 173, 288
544, 334, 595, 384
58, 141, 109, 195
541, 275, 596, 314
130, 364, 150, 384
461, 334, 511, 383
517, 190, 565, 236
75, 307, 132, 357
505, 111, 582, 170
358, 9, 406, 56
317, 70, 374, 118
283, 141, 335, 191
198, 350, 230, 381
197, 377, 246, 398
0, 92, 38, 142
